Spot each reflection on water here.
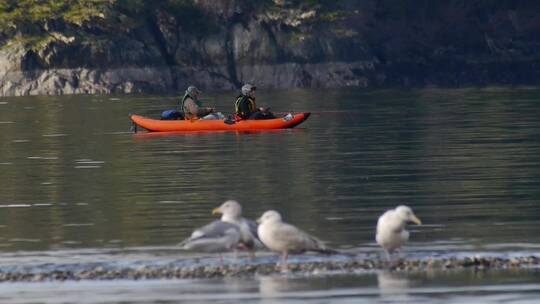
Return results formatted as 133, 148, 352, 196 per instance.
0, 88, 540, 302
2, 270, 539, 304
377, 271, 410, 300
259, 275, 289, 295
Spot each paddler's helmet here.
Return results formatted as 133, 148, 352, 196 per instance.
186, 85, 200, 96
241, 83, 256, 96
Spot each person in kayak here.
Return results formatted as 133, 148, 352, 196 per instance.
181, 86, 217, 120
234, 84, 275, 120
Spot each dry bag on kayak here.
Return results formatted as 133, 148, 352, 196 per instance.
160, 109, 184, 120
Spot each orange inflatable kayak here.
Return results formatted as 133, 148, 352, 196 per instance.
130, 113, 311, 132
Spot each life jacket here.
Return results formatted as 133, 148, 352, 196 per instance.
234, 95, 257, 119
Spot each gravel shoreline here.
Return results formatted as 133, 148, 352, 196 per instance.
0, 256, 538, 282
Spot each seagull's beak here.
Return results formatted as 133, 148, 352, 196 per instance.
256, 217, 262, 224
410, 215, 422, 225
212, 207, 222, 215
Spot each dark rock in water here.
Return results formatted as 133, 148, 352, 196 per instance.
1, 1, 540, 96
0, 256, 537, 282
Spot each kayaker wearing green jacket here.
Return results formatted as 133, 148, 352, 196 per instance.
234, 84, 275, 120
181, 86, 214, 120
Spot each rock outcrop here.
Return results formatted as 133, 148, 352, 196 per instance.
1, 0, 539, 96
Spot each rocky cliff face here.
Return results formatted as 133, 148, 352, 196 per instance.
1, 0, 539, 96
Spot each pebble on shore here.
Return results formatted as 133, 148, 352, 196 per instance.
0, 256, 537, 283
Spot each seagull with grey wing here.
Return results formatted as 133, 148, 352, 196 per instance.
257, 210, 336, 271
211, 200, 262, 257
179, 200, 260, 263
178, 219, 241, 254
376, 205, 422, 261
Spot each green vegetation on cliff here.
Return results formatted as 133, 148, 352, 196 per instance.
0, 0, 109, 51
0, 0, 108, 30
0, 0, 217, 49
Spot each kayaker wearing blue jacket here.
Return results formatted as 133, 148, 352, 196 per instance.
182, 86, 215, 120
234, 84, 275, 120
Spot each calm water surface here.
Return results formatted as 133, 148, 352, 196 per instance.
0, 87, 539, 303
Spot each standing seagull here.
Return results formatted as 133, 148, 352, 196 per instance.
257, 210, 335, 270
376, 205, 422, 260
212, 200, 260, 255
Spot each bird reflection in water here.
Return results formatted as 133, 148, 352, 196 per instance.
377, 271, 411, 301
258, 275, 292, 296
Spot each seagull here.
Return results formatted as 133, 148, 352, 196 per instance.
178, 220, 242, 254
257, 210, 335, 270
375, 205, 422, 260
212, 200, 261, 256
